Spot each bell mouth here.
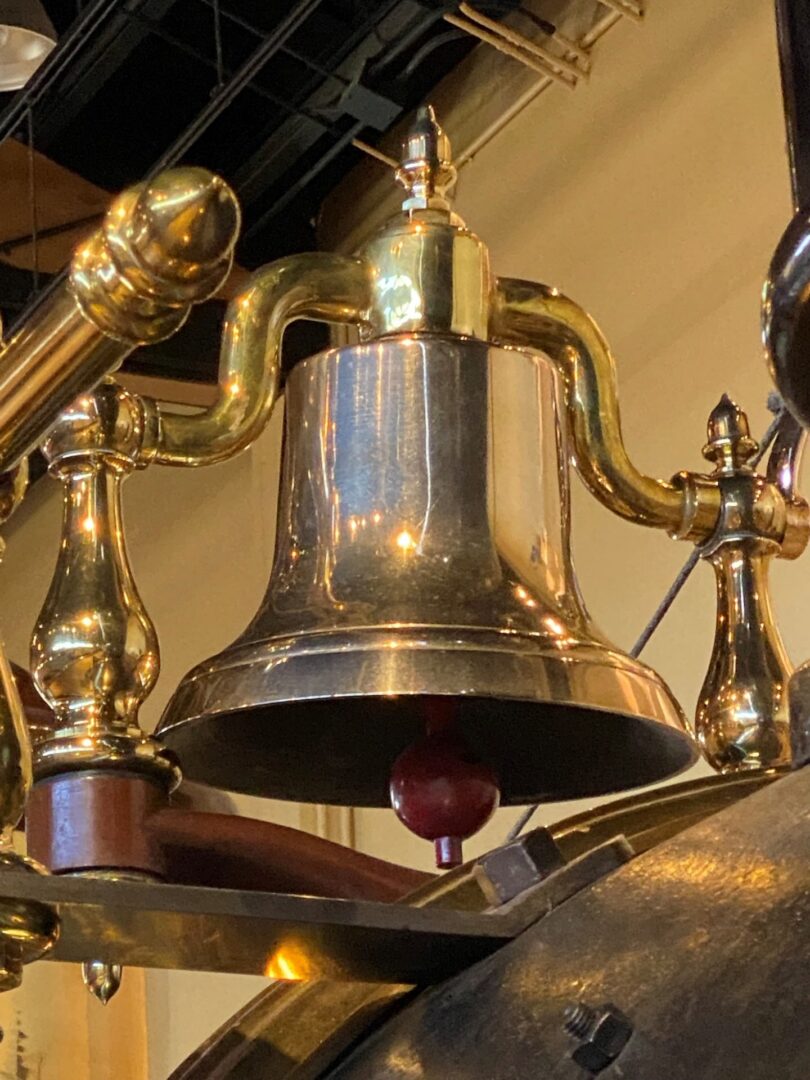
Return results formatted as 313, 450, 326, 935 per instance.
157, 627, 697, 806
159, 695, 695, 806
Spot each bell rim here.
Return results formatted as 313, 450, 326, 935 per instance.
157, 626, 697, 805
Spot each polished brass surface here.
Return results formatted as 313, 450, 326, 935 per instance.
144, 252, 368, 466
395, 104, 456, 213
0, 166, 239, 473
31, 381, 177, 785
81, 958, 122, 1005
767, 408, 806, 502
159, 335, 694, 804
78, 869, 152, 1005
490, 277, 721, 539
361, 107, 489, 340
0, 872, 512, 982
158, 108, 697, 805
0, 457, 28, 524
694, 397, 801, 772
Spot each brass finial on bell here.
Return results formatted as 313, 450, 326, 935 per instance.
396, 104, 457, 212
156, 105, 697, 851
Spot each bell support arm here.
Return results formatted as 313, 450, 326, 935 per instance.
490, 276, 721, 541
0, 167, 239, 474
143, 253, 371, 467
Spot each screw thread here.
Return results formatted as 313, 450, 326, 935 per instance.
564, 1002, 597, 1039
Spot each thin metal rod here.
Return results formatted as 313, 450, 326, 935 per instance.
512, 6, 591, 64
0, 213, 101, 256
598, 0, 643, 22
444, 12, 576, 87
629, 548, 701, 659
125, 14, 392, 171
0, 0, 121, 148
244, 118, 366, 238
148, 0, 323, 176
458, 3, 585, 81
25, 110, 39, 294
122, 8, 349, 142
351, 139, 398, 168
193, 0, 350, 86
211, 0, 225, 91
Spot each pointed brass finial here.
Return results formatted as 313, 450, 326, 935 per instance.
703, 394, 758, 475
82, 960, 122, 1005
396, 105, 457, 213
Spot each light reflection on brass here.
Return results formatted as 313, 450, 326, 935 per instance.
144, 253, 370, 467
157, 105, 696, 803
694, 397, 799, 771
0, 167, 239, 474
29, 382, 179, 1004
264, 940, 315, 983
490, 277, 722, 539
31, 381, 177, 786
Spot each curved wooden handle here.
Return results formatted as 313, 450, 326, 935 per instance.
147, 808, 431, 901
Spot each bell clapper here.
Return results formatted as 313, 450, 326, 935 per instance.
389, 698, 500, 869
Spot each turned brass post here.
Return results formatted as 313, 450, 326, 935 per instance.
30, 381, 175, 786
693, 397, 804, 771
29, 380, 178, 1003
0, 166, 239, 473
4, 166, 238, 1000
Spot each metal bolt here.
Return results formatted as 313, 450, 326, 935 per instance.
563, 1002, 633, 1075
564, 1002, 598, 1040
478, 827, 566, 904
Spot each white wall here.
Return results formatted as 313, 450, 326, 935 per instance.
0, 0, 802, 1074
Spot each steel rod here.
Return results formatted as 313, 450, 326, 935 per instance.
148, 0, 323, 176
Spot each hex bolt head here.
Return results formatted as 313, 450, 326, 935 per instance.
563, 1002, 633, 1074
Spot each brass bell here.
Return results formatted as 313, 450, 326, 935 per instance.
157, 107, 696, 814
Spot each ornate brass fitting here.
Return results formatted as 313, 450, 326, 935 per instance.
0, 166, 239, 474
135, 107, 808, 786
138, 108, 719, 543
694, 397, 807, 771
28, 380, 179, 1003
30, 380, 176, 786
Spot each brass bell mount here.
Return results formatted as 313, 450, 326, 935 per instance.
154, 107, 809, 865
0, 164, 242, 999
0, 155, 242, 992
693, 396, 807, 772
154, 105, 710, 866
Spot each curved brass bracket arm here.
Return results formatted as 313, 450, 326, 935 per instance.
143, 253, 371, 467
0, 167, 239, 474
490, 276, 721, 540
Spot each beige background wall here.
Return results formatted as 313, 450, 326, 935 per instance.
0, 0, 801, 1075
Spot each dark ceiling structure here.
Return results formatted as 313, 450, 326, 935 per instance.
0, 0, 532, 385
